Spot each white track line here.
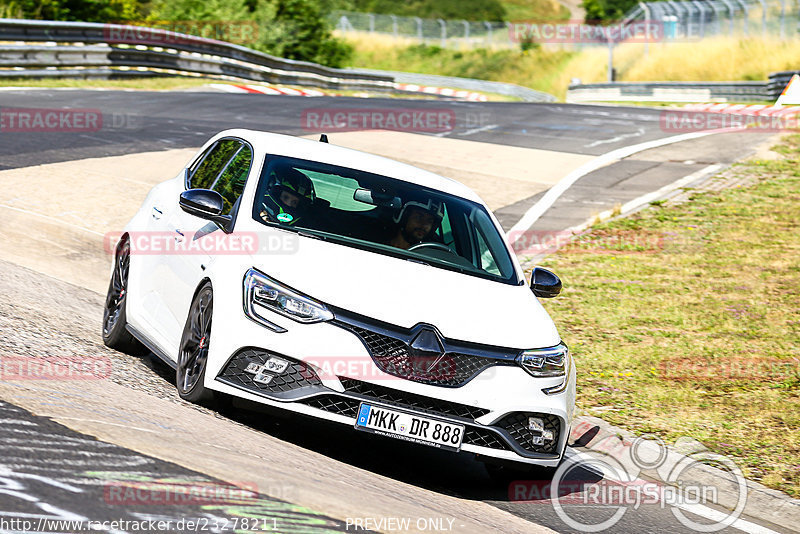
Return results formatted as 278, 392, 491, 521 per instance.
507, 127, 743, 245
563, 163, 723, 234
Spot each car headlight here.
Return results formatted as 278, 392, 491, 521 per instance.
517, 342, 569, 378
243, 268, 333, 332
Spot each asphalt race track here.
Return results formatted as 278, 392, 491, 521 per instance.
0, 88, 789, 534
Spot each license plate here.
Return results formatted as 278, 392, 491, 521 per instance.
354, 403, 464, 452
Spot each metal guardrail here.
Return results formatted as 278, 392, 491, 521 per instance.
0, 18, 395, 91
768, 70, 800, 97
566, 80, 773, 102
345, 68, 556, 102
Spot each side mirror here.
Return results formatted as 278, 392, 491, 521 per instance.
530, 267, 562, 298
179, 189, 229, 226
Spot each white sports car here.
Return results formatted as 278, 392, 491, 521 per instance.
103, 129, 575, 470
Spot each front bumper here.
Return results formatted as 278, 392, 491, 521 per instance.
212, 345, 572, 466
205, 277, 574, 466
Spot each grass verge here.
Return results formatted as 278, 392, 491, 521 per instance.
535, 134, 800, 497
344, 35, 800, 100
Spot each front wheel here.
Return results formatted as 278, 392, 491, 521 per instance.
176, 283, 215, 404
102, 236, 147, 355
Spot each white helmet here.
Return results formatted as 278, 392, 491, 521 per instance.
393, 198, 445, 225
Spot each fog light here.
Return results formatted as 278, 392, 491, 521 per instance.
264, 356, 289, 374
529, 417, 555, 446
253, 372, 274, 385
529, 417, 544, 433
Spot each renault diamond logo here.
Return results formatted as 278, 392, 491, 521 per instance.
409, 326, 446, 373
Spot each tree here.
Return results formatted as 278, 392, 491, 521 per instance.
148, 0, 352, 67
581, 0, 639, 23
0, 0, 140, 21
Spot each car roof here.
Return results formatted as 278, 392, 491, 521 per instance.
218, 129, 485, 205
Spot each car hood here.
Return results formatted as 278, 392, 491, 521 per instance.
250, 233, 560, 349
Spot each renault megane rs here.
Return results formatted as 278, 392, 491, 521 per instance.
102, 129, 575, 469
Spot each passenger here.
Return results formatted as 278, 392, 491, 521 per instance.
389, 200, 444, 250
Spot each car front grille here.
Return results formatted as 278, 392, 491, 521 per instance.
497, 412, 561, 454
338, 377, 490, 421
298, 390, 510, 451
297, 385, 561, 456
331, 310, 518, 388
217, 348, 322, 400
463, 426, 511, 451
302, 394, 360, 418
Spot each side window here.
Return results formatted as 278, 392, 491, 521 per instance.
471, 209, 514, 278
190, 139, 242, 190
213, 144, 253, 215
475, 229, 501, 276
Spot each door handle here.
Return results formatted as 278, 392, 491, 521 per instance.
152, 207, 163, 220
174, 229, 184, 244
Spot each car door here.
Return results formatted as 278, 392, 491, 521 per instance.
133, 156, 210, 348
158, 139, 254, 352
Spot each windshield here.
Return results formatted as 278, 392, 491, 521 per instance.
252, 155, 519, 285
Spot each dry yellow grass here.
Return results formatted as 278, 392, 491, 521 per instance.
622, 37, 800, 81
344, 33, 800, 100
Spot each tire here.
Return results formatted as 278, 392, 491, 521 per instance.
176, 283, 215, 404
102, 236, 148, 355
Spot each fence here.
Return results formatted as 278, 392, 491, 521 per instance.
624, 0, 799, 38
332, 2, 800, 49
331, 11, 515, 48
0, 18, 394, 91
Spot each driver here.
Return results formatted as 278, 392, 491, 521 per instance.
259, 164, 316, 226
389, 199, 444, 250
